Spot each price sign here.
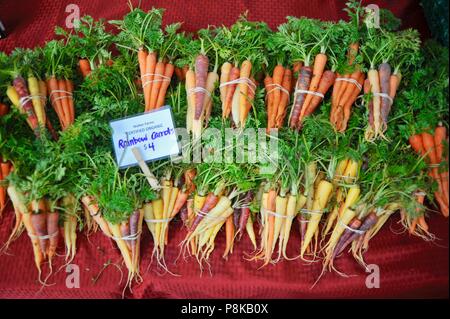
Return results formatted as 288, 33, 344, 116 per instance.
110, 106, 179, 168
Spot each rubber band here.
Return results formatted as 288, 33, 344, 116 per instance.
261, 208, 293, 219
428, 163, 441, 168
413, 191, 427, 197
335, 77, 363, 91
194, 208, 227, 222
27, 231, 59, 240
266, 84, 290, 102
142, 73, 171, 88
49, 90, 73, 100
144, 217, 173, 223
19, 95, 45, 107
294, 89, 324, 99
300, 208, 324, 215
219, 77, 256, 95
373, 92, 393, 106
233, 205, 250, 209
339, 219, 366, 235
53, 95, 73, 102
111, 230, 142, 241
333, 174, 358, 181
187, 87, 211, 97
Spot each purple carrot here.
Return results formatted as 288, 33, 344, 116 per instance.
378, 62, 392, 130
30, 212, 48, 255
237, 191, 253, 239
194, 54, 209, 120
129, 210, 140, 260
332, 217, 362, 260
233, 207, 241, 229
289, 66, 312, 129
335, 212, 378, 256
180, 204, 189, 227
120, 220, 131, 251
12, 76, 40, 136
46, 211, 60, 259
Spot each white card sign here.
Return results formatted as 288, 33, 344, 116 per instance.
110, 106, 179, 168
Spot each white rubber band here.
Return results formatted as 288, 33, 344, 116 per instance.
144, 217, 173, 223
111, 230, 142, 241
300, 208, 324, 215
339, 219, 366, 235
333, 174, 358, 181
142, 73, 171, 88
219, 77, 256, 95
49, 90, 73, 101
187, 87, 211, 97
27, 231, 59, 240
261, 208, 293, 219
413, 191, 427, 196
373, 92, 393, 106
194, 208, 227, 222
428, 164, 441, 168
294, 89, 324, 99
266, 84, 290, 102
53, 95, 73, 102
335, 77, 363, 91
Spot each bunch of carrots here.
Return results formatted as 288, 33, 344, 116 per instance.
289, 52, 336, 130
0, 158, 12, 215
330, 43, 364, 132
5, 74, 46, 137
143, 169, 195, 272
364, 61, 401, 141
186, 53, 218, 138
137, 48, 175, 112
46, 76, 75, 131
409, 125, 449, 217
264, 65, 292, 131
220, 60, 257, 128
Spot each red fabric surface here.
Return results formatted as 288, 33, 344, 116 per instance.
0, 0, 447, 299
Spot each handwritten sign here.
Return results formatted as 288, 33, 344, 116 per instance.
110, 106, 179, 168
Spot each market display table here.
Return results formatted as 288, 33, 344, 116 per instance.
0, 0, 447, 299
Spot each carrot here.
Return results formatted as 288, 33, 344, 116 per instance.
336, 212, 378, 256
417, 215, 428, 232
435, 125, 449, 205
238, 60, 253, 126
422, 132, 445, 204
30, 199, 48, 256
246, 215, 257, 250
46, 76, 65, 129
190, 192, 219, 232
289, 66, 312, 129
81, 195, 112, 237
79, 58, 92, 78
389, 72, 401, 100
155, 63, 175, 109
220, 62, 232, 115
46, 211, 59, 260
148, 61, 165, 111
170, 191, 189, 218
58, 79, 71, 129
194, 54, 209, 120
263, 189, 277, 265
264, 75, 274, 130
347, 42, 359, 66
143, 52, 156, 110
339, 73, 364, 131
237, 191, 253, 239
223, 66, 240, 118
66, 79, 74, 125
12, 76, 39, 135
301, 53, 327, 113
185, 68, 196, 132
174, 67, 183, 81
275, 69, 292, 128
271, 65, 285, 123
222, 214, 235, 259
378, 63, 392, 132
332, 216, 361, 259
302, 70, 335, 121
409, 134, 425, 156
129, 210, 140, 262
367, 69, 381, 138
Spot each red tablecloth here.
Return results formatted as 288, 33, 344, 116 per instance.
0, 0, 447, 299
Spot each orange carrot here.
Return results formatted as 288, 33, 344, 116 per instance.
409, 134, 425, 156
148, 61, 165, 110
301, 70, 335, 121
302, 53, 327, 112
144, 52, 157, 111
222, 214, 235, 259
417, 215, 428, 232
223, 66, 240, 118
66, 79, 74, 125
155, 63, 175, 109
58, 79, 71, 130
170, 191, 189, 218
339, 73, 364, 131
271, 65, 285, 121
79, 59, 91, 78
434, 125, 449, 205
238, 60, 253, 126
264, 189, 277, 265
264, 75, 274, 129
138, 48, 148, 105
47, 76, 65, 129
275, 69, 292, 128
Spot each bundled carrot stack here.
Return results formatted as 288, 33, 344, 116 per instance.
289, 52, 336, 130
46, 76, 75, 131
5, 75, 46, 137
409, 125, 449, 217
364, 62, 401, 141
186, 53, 218, 138
138, 48, 175, 112
0, 158, 12, 215
330, 43, 365, 132
264, 65, 292, 131
219, 60, 257, 128
143, 171, 194, 272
